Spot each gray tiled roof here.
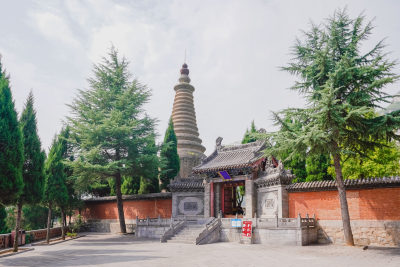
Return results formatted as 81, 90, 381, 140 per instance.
193, 140, 265, 173
84, 192, 172, 202
286, 176, 400, 192
168, 178, 205, 192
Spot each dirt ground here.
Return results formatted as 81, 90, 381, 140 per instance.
1, 233, 399, 267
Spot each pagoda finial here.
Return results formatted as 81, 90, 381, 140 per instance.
180, 63, 189, 75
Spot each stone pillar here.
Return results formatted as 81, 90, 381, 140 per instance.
279, 185, 289, 218
172, 193, 178, 217
204, 182, 211, 217
214, 183, 221, 217
245, 179, 256, 218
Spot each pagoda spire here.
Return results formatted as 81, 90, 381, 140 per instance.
171, 63, 206, 178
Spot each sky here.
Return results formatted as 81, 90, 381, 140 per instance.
1, 0, 400, 154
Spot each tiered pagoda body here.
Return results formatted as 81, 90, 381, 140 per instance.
171, 63, 206, 178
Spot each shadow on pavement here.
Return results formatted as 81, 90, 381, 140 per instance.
1, 248, 164, 267
365, 246, 400, 256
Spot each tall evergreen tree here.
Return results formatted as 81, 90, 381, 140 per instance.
0, 206, 8, 234
58, 127, 80, 232
269, 9, 400, 245
0, 58, 24, 250
67, 47, 156, 233
242, 120, 258, 144
43, 136, 69, 243
13, 92, 45, 251
159, 118, 180, 190
0, 58, 24, 206
137, 133, 160, 194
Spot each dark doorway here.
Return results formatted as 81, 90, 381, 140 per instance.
221, 181, 245, 218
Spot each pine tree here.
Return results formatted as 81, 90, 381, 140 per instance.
0, 58, 24, 206
43, 136, 69, 243
67, 47, 156, 233
269, 9, 400, 245
13, 92, 45, 251
160, 118, 180, 190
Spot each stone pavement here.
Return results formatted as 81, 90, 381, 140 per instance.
1, 233, 399, 267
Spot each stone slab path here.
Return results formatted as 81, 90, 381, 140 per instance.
1, 233, 399, 267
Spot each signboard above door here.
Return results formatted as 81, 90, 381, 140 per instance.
218, 170, 232, 180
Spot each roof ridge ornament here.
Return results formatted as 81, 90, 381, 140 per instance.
216, 137, 223, 150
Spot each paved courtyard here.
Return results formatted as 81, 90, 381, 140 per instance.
1, 233, 399, 267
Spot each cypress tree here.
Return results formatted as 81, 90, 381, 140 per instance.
43, 135, 69, 243
0, 206, 8, 234
13, 92, 45, 251
160, 118, 180, 190
0, 58, 24, 205
0, 58, 24, 249
58, 127, 78, 235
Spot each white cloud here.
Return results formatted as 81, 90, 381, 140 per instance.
30, 11, 80, 47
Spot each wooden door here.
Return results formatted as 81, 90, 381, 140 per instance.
223, 186, 234, 215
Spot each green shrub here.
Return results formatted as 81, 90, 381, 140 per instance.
66, 232, 77, 238
71, 214, 84, 233
25, 233, 32, 244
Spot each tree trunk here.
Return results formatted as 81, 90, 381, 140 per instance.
333, 151, 355, 246
115, 172, 126, 233
12, 202, 22, 252
61, 208, 65, 240
46, 203, 52, 244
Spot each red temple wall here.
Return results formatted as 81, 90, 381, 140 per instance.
82, 198, 172, 220
288, 187, 400, 220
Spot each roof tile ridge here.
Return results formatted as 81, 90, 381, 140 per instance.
195, 148, 218, 167
219, 140, 264, 152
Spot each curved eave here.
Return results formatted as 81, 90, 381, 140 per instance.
193, 159, 262, 174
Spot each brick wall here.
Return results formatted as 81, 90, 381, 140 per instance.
0, 227, 65, 249
288, 188, 400, 220
288, 187, 400, 246
27, 227, 64, 241
82, 198, 172, 220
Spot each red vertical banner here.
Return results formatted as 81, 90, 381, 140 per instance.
242, 221, 252, 237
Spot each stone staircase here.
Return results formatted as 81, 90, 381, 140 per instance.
167, 224, 205, 244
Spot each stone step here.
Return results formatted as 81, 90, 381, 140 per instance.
176, 232, 201, 237
176, 231, 202, 235
177, 229, 203, 233
167, 239, 194, 244
170, 236, 197, 241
